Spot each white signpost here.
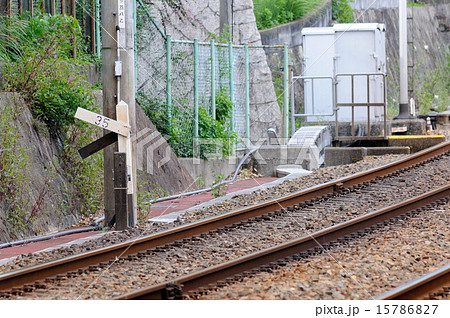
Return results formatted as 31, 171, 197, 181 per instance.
115, 101, 134, 197
75, 101, 134, 229
75, 107, 130, 136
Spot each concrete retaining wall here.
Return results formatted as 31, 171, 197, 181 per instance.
179, 157, 239, 187
388, 135, 446, 153
325, 146, 411, 166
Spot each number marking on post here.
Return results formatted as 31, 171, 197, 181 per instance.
75, 107, 130, 136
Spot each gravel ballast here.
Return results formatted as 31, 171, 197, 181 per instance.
200, 202, 450, 300
0, 154, 410, 274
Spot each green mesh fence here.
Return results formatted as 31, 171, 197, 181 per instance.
135, 2, 289, 157
231, 46, 247, 148
263, 46, 286, 112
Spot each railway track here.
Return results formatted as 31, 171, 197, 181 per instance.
0, 141, 448, 299
377, 264, 450, 300
115, 185, 450, 299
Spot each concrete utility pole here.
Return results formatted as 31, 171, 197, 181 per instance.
102, 0, 137, 227
396, 0, 412, 119
220, 0, 233, 40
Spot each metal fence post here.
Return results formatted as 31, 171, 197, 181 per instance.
283, 42, 289, 143
245, 44, 250, 144
133, 0, 137, 94
95, 0, 101, 58
290, 65, 295, 136
166, 34, 172, 127
228, 41, 234, 132
210, 39, 216, 119
194, 38, 199, 140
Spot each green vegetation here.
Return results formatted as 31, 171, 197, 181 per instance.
137, 89, 237, 160
407, 0, 426, 7
136, 176, 168, 224
386, 53, 450, 118
211, 173, 228, 198
0, 14, 103, 237
332, 0, 354, 23
253, 0, 354, 30
253, 0, 324, 30
1, 14, 96, 130
0, 98, 31, 237
415, 53, 450, 114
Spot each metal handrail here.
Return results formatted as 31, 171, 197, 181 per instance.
334, 72, 387, 141
291, 75, 336, 134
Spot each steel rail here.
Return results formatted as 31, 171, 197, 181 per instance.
376, 264, 450, 300
0, 141, 449, 293
115, 184, 450, 300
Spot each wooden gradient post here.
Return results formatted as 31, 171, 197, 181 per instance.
116, 101, 134, 228
74, 102, 133, 230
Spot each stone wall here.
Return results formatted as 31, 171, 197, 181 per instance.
354, 2, 450, 109
0, 92, 194, 243
257, 0, 449, 126
258, 1, 333, 132
0, 93, 78, 242
145, 0, 282, 143
350, 0, 400, 10
351, 0, 449, 10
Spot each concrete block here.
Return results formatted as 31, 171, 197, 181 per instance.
325, 147, 367, 166
329, 122, 388, 140
276, 165, 312, 178
391, 119, 426, 136
247, 146, 321, 177
388, 135, 446, 153
366, 147, 410, 156
179, 157, 239, 187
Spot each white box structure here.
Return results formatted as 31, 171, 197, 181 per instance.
301, 23, 386, 123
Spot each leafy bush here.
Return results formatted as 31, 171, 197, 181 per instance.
215, 89, 234, 124
332, 0, 354, 23
0, 14, 103, 234
253, 0, 325, 30
138, 90, 237, 160
1, 14, 96, 130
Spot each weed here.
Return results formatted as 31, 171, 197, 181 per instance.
332, 0, 354, 23
195, 175, 205, 188
415, 54, 449, 114
0, 14, 104, 236
386, 53, 449, 117
62, 122, 104, 216
2, 14, 96, 131
138, 92, 237, 160
0, 97, 30, 237
211, 173, 228, 198
137, 176, 168, 224
253, 0, 325, 30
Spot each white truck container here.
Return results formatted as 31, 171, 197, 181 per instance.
301, 23, 386, 123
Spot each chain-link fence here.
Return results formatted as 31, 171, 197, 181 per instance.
136, 3, 289, 157
3, 1, 290, 155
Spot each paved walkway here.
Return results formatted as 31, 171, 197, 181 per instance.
0, 231, 101, 262
149, 177, 277, 218
0, 177, 277, 262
